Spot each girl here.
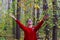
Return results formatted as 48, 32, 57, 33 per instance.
10, 14, 49, 40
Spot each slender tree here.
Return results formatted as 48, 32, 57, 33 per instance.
36, 1, 40, 40
36, 0, 40, 22
15, 0, 21, 40
43, 0, 50, 40
32, 0, 36, 25
33, 6, 35, 25
52, 0, 58, 40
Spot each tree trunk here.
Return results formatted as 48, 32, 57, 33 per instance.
37, 8, 40, 23
33, 0, 37, 25
15, 0, 21, 40
33, 7, 35, 25
52, 0, 58, 40
52, 25, 57, 40
43, 0, 50, 40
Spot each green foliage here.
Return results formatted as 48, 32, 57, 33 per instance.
25, 0, 32, 5
0, 0, 2, 5
0, 0, 60, 39
0, 37, 6, 40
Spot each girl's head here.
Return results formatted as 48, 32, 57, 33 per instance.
27, 18, 33, 25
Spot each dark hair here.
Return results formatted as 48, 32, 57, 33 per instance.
26, 18, 32, 23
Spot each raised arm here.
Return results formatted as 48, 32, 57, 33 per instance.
34, 14, 49, 31
34, 19, 44, 31
9, 14, 28, 31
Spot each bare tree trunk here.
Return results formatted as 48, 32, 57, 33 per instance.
36, 2, 40, 40
37, 8, 40, 23
15, 0, 21, 40
33, 7, 35, 25
52, 0, 58, 40
32, 0, 36, 25
43, 0, 50, 40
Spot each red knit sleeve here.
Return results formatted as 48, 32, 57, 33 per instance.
15, 19, 28, 31
34, 19, 44, 31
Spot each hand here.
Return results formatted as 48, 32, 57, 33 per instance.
9, 13, 17, 20
43, 14, 49, 21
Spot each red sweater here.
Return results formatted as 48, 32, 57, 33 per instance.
15, 19, 44, 40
